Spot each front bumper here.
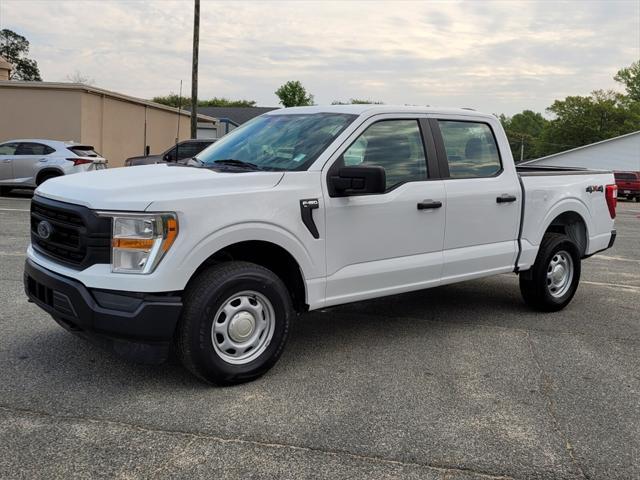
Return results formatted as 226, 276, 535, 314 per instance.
24, 259, 182, 364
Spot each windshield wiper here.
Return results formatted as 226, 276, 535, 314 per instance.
212, 159, 262, 170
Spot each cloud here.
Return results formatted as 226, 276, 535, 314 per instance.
1, 0, 638, 114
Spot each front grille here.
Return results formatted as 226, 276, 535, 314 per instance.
31, 196, 111, 269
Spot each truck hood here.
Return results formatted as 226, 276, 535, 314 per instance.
36, 164, 285, 211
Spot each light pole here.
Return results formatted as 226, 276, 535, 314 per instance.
190, 0, 200, 139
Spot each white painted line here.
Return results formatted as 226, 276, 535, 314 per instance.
0, 252, 25, 256
0, 196, 32, 201
0, 208, 29, 212
582, 280, 640, 292
593, 255, 640, 264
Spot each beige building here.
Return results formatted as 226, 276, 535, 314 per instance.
0, 81, 217, 167
0, 57, 12, 80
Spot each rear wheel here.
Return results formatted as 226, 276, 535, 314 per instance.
176, 261, 293, 385
37, 172, 62, 186
519, 233, 581, 312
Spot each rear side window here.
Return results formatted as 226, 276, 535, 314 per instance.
69, 146, 99, 157
0, 143, 18, 155
15, 143, 55, 155
438, 121, 501, 178
339, 119, 427, 190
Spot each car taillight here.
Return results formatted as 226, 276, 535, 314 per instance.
605, 184, 617, 219
67, 158, 93, 166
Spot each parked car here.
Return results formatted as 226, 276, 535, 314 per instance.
124, 139, 215, 166
614, 171, 640, 201
25, 105, 617, 385
0, 139, 107, 195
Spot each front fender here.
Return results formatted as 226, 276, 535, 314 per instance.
178, 221, 321, 282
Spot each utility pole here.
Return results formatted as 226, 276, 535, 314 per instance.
190, 0, 200, 139
520, 135, 524, 162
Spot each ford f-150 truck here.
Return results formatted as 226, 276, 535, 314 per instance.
24, 106, 618, 385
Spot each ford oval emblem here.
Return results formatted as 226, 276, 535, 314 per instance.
37, 220, 53, 240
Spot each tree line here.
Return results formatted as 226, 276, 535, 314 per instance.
500, 62, 640, 161
2, 27, 637, 160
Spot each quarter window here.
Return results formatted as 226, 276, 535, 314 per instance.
339, 120, 427, 190
438, 121, 501, 178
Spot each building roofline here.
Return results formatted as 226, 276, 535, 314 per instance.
0, 81, 217, 123
521, 130, 640, 164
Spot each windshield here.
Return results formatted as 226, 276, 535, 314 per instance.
197, 113, 357, 171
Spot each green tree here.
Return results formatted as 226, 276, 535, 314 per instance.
0, 29, 42, 81
614, 60, 640, 102
152, 94, 257, 108
275, 80, 314, 107
199, 97, 257, 107
499, 110, 548, 161
332, 98, 384, 105
536, 90, 640, 157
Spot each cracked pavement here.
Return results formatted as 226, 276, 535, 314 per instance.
0, 192, 638, 479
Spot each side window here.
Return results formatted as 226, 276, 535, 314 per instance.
340, 120, 427, 190
176, 143, 205, 160
15, 142, 53, 156
164, 146, 177, 162
0, 143, 18, 155
438, 121, 501, 178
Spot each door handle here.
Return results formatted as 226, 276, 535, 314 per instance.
417, 200, 442, 210
1, 159, 10, 163
496, 194, 517, 203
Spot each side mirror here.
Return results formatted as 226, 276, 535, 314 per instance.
329, 165, 386, 197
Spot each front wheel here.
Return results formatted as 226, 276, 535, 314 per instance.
519, 233, 581, 312
176, 261, 293, 385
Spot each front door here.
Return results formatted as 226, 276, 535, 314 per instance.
0, 142, 18, 182
323, 116, 446, 307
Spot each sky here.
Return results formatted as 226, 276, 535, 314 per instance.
1, 0, 639, 115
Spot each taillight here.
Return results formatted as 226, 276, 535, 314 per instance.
66, 158, 93, 166
605, 184, 617, 219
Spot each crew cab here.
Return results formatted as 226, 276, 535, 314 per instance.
24, 106, 617, 385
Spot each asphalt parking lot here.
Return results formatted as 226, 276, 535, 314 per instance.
0, 191, 638, 480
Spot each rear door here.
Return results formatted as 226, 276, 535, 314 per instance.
0, 142, 18, 182
13, 142, 55, 181
430, 117, 521, 282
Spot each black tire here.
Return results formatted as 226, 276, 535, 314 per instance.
37, 172, 62, 186
0, 186, 11, 196
519, 233, 581, 312
176, 261, 293, 385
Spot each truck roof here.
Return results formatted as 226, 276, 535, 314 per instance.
264, 104, 496, 118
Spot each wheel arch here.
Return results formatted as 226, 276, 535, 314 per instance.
36, 168, 64, 185
542, 209, 590, 257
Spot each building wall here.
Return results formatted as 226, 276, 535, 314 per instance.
80, 91, 192, 167
0, 85, 201, 169
0, 88, 82, 143
528, 133, 640, 172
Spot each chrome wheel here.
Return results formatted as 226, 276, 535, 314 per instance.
211, 290, 275, 365
546, 251, 574, 298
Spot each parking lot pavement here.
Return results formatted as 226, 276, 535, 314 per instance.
0, 192, 638, 480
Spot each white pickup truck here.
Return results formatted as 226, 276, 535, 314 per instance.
24, 105, 618, 385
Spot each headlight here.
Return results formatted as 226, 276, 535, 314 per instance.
99, 213, 178, 274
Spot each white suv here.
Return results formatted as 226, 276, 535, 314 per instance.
0, 139, 107, 195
